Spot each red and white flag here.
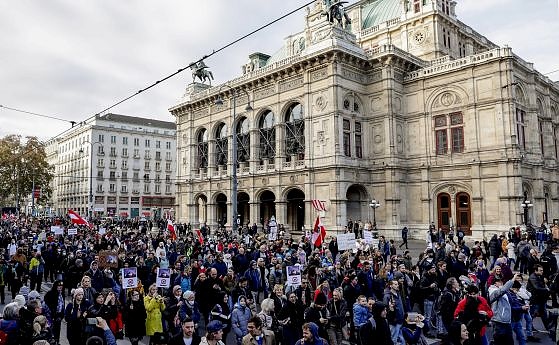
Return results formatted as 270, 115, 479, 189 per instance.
311, 199, 327, 212
311, 216, 327, 247
195, 229, 204, 245
167, 219, 177, 241
68, 210, 92, 228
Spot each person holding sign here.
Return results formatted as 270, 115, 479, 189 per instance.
145, 283, 166, 339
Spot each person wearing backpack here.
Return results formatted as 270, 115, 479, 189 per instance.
358, 302, 393, 345
437, 278, 461, 337
454, 285, 492, 345
516, 237, 531, 274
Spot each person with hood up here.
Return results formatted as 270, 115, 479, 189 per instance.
44, 280, 65, 343
278, 292, 305, 345
232, 295, 253, 345
358, 302, 393, 345
84, 261, 104, 293
211, 291, 232, 340
295, 322, 329, 345
80, 275, 98, 305
144, 283, 166, 339
64, 288, 90, 345
304, 292, 330, 340
123, 290, 147, 345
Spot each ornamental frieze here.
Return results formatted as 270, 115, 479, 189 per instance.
310, 67, 328, 82
254, 86, 276, 100
279, 77, 304, 92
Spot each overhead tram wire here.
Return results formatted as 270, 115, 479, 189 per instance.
0, 105, 75, 126
45, 0, 315, 143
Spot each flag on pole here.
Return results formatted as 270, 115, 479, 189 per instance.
167, 219, 177, 241
195, 229, 204, 245
311, 200, 327, 212
68, 210, 92, 228
311, 216, 327, 247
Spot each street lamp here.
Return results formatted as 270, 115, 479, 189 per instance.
369, 199, 381, 230
215, 85, 252, 235
79, 140, 103, 220
521, 198, 533, 226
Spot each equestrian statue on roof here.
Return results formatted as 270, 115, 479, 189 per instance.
191, 60, 214, 85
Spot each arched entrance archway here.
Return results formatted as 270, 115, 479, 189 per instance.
455, 192, 471, 235
286, 189, 305, 232
215, 193, 227, 227
195, 195, 207, 226
259, 191, 276, 226
238, 192, 250, 227
437, 193, 451, 231
346, 184, 368, 224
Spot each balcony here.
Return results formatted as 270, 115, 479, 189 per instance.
96, 177, 104, 181
133, 155, 140, 159
132, 190, 140, 195
97, 151, 105, 156
109, 165, 117, 170
144, 155, 151, 160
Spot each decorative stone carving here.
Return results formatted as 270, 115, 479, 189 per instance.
313, 92, 328, 112
317, 131, 325, 145
255, 86, 276, 101
342, 67, 367, 84
396, 124, 404, 154
310, 67, 328, 82
433, 91, 464, 109
262, 178, 268, 186
394, 97, 402, 112
371, 97, 382, 112
279, 77, 304, 92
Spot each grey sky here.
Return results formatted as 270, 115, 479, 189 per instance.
1, 0, 557, 141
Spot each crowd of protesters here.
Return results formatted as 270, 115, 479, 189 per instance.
0, 214, 559, 345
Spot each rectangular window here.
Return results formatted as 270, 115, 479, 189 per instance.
122, 160, 128, 169
144, 161, 150, 170
155, 151, 161, 160
121, 171, 128, 179
145, 139, 150, 147
165, 185, 171, 194
436, 130, 448, 155
166, 152, 172, 160
110, 135, 116, 144
156, 141, 161, 149
155, 185, 161, 194
109, 184, 116, 192
121, 185, 127, 193
134, 138, 140, 146
133, 149, 140, 158
145, 150, 150, 159
122, 148, 128, 157
110, 171, 116, 179
539, 120, 545, 155
166, 142, 171, 149
451, 127, 464, 153
109, 159, 116, 168
343, 119, 351, 157
166, 162, 172, 171
99, 134, 104, 143
516, 109, 526, 149
155, 162, 161, 171
122, 137, 128, 145
414, 0, 420, 12
98, 146, 105, 155
355, 122, 362, 158
143, 184, 150, 193
110, 147, 116, 156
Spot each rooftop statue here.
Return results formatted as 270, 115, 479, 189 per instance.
191, 61, 214, 85
323, 0, 351, 29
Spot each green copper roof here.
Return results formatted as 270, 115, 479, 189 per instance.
362, 0, 402, 30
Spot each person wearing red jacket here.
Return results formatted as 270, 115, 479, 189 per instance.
454, 284, 493, 345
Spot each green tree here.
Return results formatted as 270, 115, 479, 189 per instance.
0, 135, 54, 210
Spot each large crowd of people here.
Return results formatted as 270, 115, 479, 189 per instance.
0, 215, 559, 345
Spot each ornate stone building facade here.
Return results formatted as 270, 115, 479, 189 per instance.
170, 0, 559, 239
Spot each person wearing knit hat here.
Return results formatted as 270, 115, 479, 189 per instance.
14, 294, 26, 308
303, 291, 329, 340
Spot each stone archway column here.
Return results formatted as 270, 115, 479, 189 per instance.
276, 201, 287, 230
249, 200, 260, 230
207, 201, 217, 230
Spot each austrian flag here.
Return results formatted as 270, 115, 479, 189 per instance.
311, 216, 327, 247
68, 210, 92, 228
167, 219, 177, 240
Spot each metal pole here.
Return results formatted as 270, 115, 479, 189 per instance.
373, 207, 376, 228
89, 143, 94, 220
232, 94, 238, 235
31, 173, 35, 216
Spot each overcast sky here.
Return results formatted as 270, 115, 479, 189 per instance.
1, 0, 558, 141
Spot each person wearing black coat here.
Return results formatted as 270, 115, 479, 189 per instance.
169, 317, 202, 345
358, 302, 393, 345
123, 291, 147, 345
278, 292, 305, 345
43, 280, 65, 343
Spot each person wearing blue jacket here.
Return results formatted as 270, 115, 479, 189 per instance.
231, 295, 252, 345
353, 295, 371, 330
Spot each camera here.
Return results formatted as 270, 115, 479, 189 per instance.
86, 318, 98, 325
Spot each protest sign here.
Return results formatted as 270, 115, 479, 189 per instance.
99, 227, 106, 235
122, 267, 138, 289
156, 268, 171, 288
99, 250, 119, 268
67, 228, 78, 236
51, 226, 63, 235
286, 265, 302, 287
336, 233, 357, 251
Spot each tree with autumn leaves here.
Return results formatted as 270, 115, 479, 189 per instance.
0, 135, 54, 210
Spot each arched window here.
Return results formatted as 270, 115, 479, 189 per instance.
437, 193, 451, 231
455, 192, 471, 234
196, 129, 208, 169
285, 103, 305, 161
259, 110, 276, 164
236, 117, 250, 163
215, 123, 228, 166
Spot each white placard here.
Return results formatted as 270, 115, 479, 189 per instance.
336, 233, 357, 251
98, 227, 106, 235
51, 226, 63, 235
363, 231, 373, 244
67, 228, 78, 236
156, 268, 171, 288
371, 238, 380, 249
122, 267, 138, 289
286, 265, 302, 287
